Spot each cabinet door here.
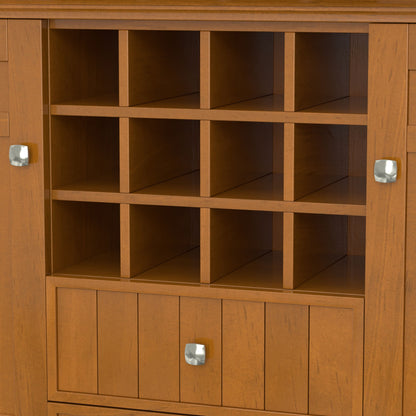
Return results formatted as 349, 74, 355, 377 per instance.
365, 24, 408, 415
0, 20, 47, 416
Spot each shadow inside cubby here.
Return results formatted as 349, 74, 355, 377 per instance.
128, 205, 200, 284
210, 31, 284, 111
210, 121, 283, 200
210, 209, 283, 290
292, 213, 365, 296
128, 30, 200, 108
128, 118, 200, 196
51, 116, 120, 193
292, 124, 367, 206
52, 201, 120, 277
50, 29, 119, 106
294, 32, 368, 114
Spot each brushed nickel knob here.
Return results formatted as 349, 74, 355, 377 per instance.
9, 145, 29, 167
374, 159, 397, 183
185, 343, 206, 366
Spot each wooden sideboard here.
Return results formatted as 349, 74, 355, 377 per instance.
0, 2, 415, 415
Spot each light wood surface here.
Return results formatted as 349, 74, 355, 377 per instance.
180, 297, 222, 405
98, 291, 138, 397
310, 306, 363, 416
57, 288, 97, 393
6, 20, 47, 416
139, 294, 179, 401
222, 300, 264, 409
410, 24, 416, 69
405, 153, 416, 415
265, 303, 308, 413
365, 23, 408, 415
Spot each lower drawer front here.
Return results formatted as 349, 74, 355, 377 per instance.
48, 281, 363, 416
48, 402, 178, 415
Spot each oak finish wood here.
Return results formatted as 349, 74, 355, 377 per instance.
265, 303, 308, 414
57, 288, 97, 393
404, 153, 416, 415
222, 300, 264, 410
98, 291, 138, 398
6, 20, 47, 416
365, 23, 408, 415
139, 294, 179, 401
180, 297, 222, 405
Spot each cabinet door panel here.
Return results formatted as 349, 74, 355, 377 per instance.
57, 288, 97, 393
98, 291, 138, 397
309, 306, 362, 416
265, 303, 308, 414
222, 300, 264, 409
139, 294, 179, 401
180, 297, 222, 405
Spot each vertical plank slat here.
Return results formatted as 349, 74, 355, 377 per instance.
365, 24, 408, 415
57, 288, 97, 393
310, 306, 355, 416
98, 291, 138, 397
200, 207, 211, 284
139, 294, 179, 401
180, 297, 221, 405
404, 153, 416, 415
119, 30, 129, 106
265, 303, 308, 414
200, 31, 210, 109
222, 300, 264, 410
284, 33, 295, 112
8, 20, 47, 416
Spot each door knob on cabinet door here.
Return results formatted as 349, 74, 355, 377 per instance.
374, 159, 398, 183
185, 343, 206, 366
9, 145, 29, 167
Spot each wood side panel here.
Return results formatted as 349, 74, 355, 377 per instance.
310, 306, 359, 416
409, 24, 416, 70
57, 288, 97, 393
0, 20, 13, 414
222, 300, 264, 409
265, 303, 308, 414
180, 297, 222, 405
409, 71, 416, 125
139, 294, 179, 401
365, 24, 408, 415
98, 291, 138, 397
404, 153, 416, 415
8, 20, 47, 416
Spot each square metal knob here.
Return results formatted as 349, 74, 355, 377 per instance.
185, 343, 206, 366
9, 145, 29, 167
374, 159, 397, 183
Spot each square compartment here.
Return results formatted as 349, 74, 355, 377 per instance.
210, 209, 283, 289
210, 121, 283, 200
52, 201, 120, 277
51, 116, 119, 192
292, 124, 366, 206
50, 29, 119, 105
293, 213, 365, 295
128, 119, 200, 196
128, 205, 200, 284
294, 33, 368, 113
210, 32, 283, 110
128, 31, 200, 108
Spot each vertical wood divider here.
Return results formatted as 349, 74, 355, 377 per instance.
283, 212, 294, 289
200, 207, 211, 284
200, 31, 210, 109
119, 117, 130, 193
200, 120, 210, 197
284, 123, 295, 201
120, 203, 131, 278
119, 30, 129, 106
284, 33, 295, 112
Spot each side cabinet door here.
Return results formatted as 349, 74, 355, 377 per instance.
0, 20, 47, 416
365, 24, 408, 415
